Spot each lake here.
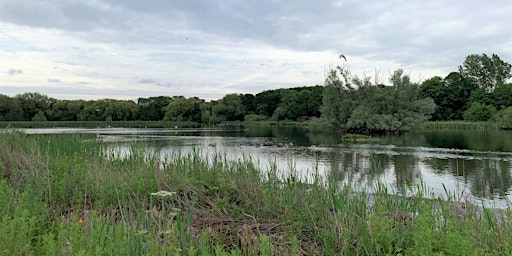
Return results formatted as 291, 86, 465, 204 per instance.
21, 125, 512, 209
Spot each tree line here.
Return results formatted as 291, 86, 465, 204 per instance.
1, 53, 511, 132
0, 86, 324, 123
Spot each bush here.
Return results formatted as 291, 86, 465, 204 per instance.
493, 106, 512, 129
463, 102, 497, 121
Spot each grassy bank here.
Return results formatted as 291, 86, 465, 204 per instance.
0, 132, 511, 255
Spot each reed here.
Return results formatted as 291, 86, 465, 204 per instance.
0, 132, 510, 255
423, 121, 499, 130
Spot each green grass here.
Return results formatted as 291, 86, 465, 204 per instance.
0, 131, 511, 255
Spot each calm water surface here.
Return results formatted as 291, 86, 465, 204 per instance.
22, 125, 512, 208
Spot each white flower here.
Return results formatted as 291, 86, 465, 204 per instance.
150, 190, 177, 197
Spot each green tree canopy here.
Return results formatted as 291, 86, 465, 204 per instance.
420, 72, 476, 121
321, 68, 435, 133
459, 53, 511, 92
0, 94, 23, 121
15, 92, 52, 121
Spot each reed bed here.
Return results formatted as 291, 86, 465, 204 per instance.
423, 121, 499, 130
0, 131, 510, 255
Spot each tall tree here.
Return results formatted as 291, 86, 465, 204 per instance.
321, 69, 356, 130
459, 53, 512, 92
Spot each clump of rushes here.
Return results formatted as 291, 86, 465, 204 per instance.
0, 131, 510, 255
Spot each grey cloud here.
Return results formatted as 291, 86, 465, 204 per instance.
138, 78, 156, 84
156, 82, 173, 87
48, 78, 61, 83
7, 69, 23, 75
0, 0, 125, 31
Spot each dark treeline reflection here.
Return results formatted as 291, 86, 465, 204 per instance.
424, 158, 512, 199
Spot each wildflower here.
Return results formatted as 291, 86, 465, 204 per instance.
78, 218, 83, 224
150, 190, 177, 197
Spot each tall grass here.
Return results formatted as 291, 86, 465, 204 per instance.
423, 121, 499, 130
0, 131, 511, 255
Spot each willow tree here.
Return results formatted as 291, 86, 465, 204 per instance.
321, 68, 357, 130
321, 67, 435, 133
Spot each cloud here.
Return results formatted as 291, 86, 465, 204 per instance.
156, 82, 173, 87
138, 78, 156, 84
0, 0, 510, 100
7, 69, 23, 75
47, 78, 61, 83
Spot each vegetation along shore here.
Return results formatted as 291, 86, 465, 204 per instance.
0, 131, 511, 255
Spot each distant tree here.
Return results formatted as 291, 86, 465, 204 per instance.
459, 53, 512, 92
321, 69, 356, 130
420, 72, 476, 120
163, 96, 201, 122
15, 92, 51, 121
240, 94, 256, 114
212, 94, 245, 121
67, 100, 85, 121
463, 102, 497, 121
108, 100, 139, 121
491, 83, 512, 110
138, 96, 171, 121
493, 107, 512, 129
254, 89, 282, 118
32, 111, 47, 121
321, 67, 435, 133
272, 90, 299, 120
0, 94, 23, 121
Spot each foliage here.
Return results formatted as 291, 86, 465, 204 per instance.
163, 96, 202, 122
493, 107, 512, 129
0, 133, 511, 255
420, 73, 477, 121
213, 94, 246, 121
272, 86, 324, 121
253, 89, 282, 118
15, 92, 51, 121
463, 102, 497, 122
137, 96, 171, 121
321, 68, 435, 133
0, 94, 23, 121
459, 53, 512, 92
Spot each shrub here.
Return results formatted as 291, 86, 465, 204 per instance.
493, 106, 512, 129
463, 102, 497, 121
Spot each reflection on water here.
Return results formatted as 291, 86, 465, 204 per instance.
21, 126, 512, 209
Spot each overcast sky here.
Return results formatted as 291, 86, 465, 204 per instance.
1, 0, 511, 101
